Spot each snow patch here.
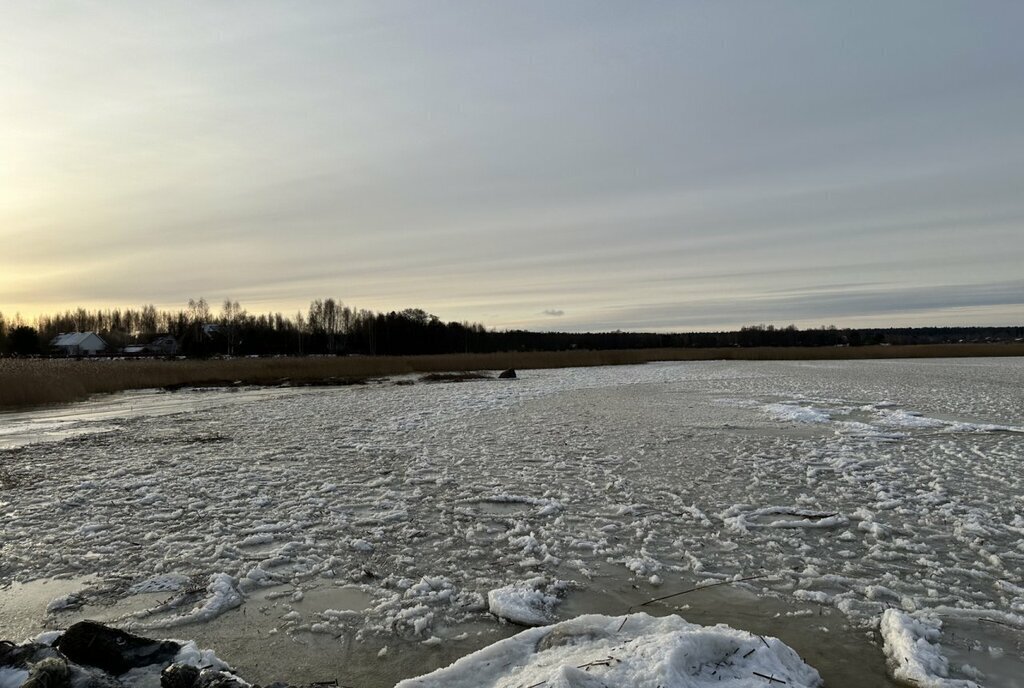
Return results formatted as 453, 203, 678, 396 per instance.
880, 609, 980, 688
45, 593, 83, 613
763, 403, 831, 424
488, 579, 565, 626
143, 573, 243, 629
396, 613, 822, 687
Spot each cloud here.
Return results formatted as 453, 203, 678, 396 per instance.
3, 4, 1023, 330
573, 279, 1024, 332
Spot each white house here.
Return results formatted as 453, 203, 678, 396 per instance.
50, 332, 108, 356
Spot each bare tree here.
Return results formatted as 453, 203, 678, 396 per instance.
187, 298, 211, 325
307, 298, 347, 353
139, 305, 158, 340
221, 299, 244, 355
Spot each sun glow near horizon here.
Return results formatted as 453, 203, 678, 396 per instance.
2, 2, 1023, 332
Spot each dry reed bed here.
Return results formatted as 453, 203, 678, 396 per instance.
1, 344, 1022, 410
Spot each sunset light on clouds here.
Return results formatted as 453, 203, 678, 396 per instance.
3, 2, 1022, 331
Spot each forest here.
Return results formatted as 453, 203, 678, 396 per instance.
0, 298, 1021, 357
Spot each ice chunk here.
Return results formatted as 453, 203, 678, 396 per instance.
487, 580, 563, 626
173, 640, 232, 672
350, 538, 374, 552
723, 505, 847, 531
33, 631, 62, 646
144, 573, 243, 629
396, 613, 822, 687
45, 593, 83, 613
880, 609, 979, 688
876, 409, 947, 429
128, 573, 192, 594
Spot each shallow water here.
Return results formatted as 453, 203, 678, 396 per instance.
2, 359, 1022, 686
0, 387, 288, 449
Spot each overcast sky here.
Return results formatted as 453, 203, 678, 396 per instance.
2, 2, 1022, 331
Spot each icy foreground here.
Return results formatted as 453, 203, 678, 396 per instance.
0, 621, 235, 688
0, 615, 821, 688
2, 358, 1023, 686
397, 612, 822, 688
879, 610, 983, 688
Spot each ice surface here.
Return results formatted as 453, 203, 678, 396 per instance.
2, 358, 1023, 686
395, 612, 823, 687
0, 668, 28, 688
763, 403, 831, 423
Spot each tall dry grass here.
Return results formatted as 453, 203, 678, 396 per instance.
1, 344, 1022, 410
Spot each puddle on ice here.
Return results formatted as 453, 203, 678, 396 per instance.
0, 419, 121, 449
0, 576, 99, 640
81, 591, 172, 624
278, 583, 374, 614
938, 617, 1024, 688
189, 614, 515, 688
60, 580, 375, 630
0, 386, 295, 449
166, 585, 509, 688
25, 578, 391, 686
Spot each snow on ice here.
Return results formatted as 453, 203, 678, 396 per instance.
487, 578, 567, 626
396, 612, 822, 687
1, 359, 1023, 686
880, 609, 981, 688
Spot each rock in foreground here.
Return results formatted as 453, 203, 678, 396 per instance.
396, 612, 823, 687
56, 621, 181, 675
1, 621, 254, 688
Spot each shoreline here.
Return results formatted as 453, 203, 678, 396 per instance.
1, 343, 1023, 410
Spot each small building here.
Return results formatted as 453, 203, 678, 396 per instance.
50, 332, 108, 356
148, 335, 179, 356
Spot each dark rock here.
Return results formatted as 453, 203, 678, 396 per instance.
160, 663, 251, 688
23, 657, 71, 688
1, 639, 32, 667
3, 627, 253, 688
0, 640, 57, 669
498, 369, 517, 379
194, 667, 250, 687
55, 621, 181, 675
162, 663, 201, 688
420, 372, 491, 383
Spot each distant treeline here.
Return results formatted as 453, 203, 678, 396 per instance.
0, 299, 1021, 357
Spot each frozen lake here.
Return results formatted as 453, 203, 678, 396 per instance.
2, 358, 1023, 687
